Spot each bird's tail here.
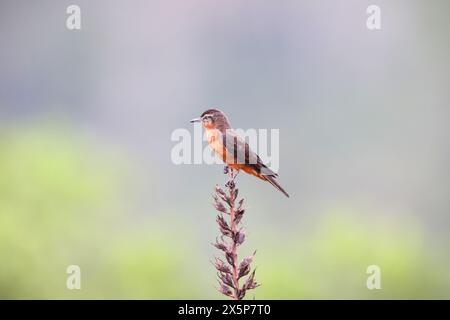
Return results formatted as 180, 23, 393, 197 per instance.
264, 175, 290, 198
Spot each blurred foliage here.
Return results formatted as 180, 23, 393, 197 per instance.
0, 126, 449, 299
0, 126, 198, 299
256, 211, 450, 299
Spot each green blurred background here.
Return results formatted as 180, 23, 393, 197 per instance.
1, 0, 449, 299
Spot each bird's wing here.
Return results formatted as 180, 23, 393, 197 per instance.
223, 130, 278, 177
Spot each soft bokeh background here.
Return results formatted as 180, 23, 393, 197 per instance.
1, 0, 449, 299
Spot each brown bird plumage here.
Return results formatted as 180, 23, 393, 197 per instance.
191, 108, 289, 197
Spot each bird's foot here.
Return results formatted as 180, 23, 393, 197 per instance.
223, 166, 229, 174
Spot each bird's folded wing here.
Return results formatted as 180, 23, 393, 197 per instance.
223, 130, 278, 177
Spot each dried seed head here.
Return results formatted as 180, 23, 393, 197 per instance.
231, 189, 238, 202
237, 198, 244, 211
238, 265, 250, 278
234, 229, 246, 246
214, 202, 227, 213
219, 284, 233, 297
215, 184, 224, 194
218, 272, 235, 288
234, 209, 245, 224
213, 238, 229, 253
225, 180, 235, 189
243, 270, 259, 290
238, 253, 254, 278
213, 196, 228, 213
237, 289, 246, 300
225, 251, 236, 266
212, 169, 259, 300
216, 215, 232, 237
215, 185, 230, 204
213, 257, 232, 274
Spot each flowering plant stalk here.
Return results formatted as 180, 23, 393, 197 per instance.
212, 166, 259, 300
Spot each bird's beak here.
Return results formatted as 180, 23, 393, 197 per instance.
190, 118, 201, 123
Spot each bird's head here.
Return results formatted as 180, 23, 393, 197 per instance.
190, 108, 231, 132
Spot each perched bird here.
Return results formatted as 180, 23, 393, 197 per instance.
191, 108, 289, 197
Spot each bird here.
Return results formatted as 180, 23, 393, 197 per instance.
190, 108, 289, 197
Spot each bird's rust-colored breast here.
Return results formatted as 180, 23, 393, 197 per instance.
206, 128, 226, 160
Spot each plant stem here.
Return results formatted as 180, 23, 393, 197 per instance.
228, 170, 240, 299
213, 166, 259, 299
